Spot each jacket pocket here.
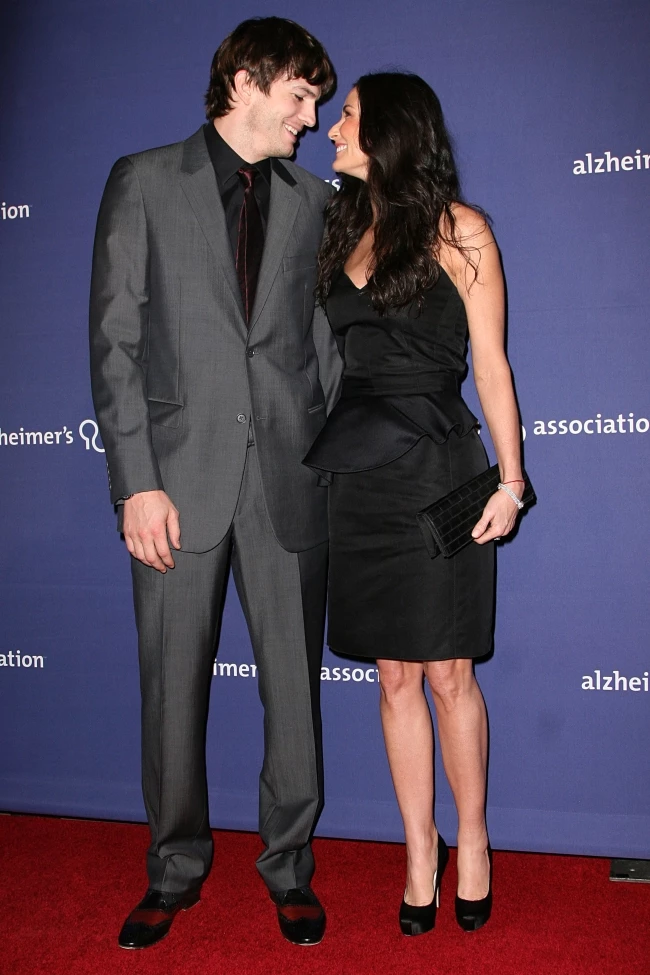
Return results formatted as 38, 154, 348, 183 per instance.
283, 254, 316, 272
148, 398, 183, 428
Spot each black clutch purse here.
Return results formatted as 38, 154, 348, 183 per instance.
416, 464, 535, 559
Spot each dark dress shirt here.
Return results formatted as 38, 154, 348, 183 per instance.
203, 122, 271, 259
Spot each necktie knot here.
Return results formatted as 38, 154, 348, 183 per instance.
238, 166, 257, 189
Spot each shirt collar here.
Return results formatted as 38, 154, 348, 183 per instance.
203, 122, 271, 187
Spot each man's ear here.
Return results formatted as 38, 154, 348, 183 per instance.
231, 69, 256, 107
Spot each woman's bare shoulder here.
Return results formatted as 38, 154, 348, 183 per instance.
438, 204, 500, 294
446, 203, 494, 247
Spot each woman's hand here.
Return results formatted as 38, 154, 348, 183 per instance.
471, 485, 522, 544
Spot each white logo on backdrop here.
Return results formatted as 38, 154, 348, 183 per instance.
0, 420, 104, 453
3, 412, 645, 451
0, 426, 74, 446
0, 649, 44, 669
573, 150, 649, 175
78, 419, 105, 452
581, 670, 649, 692
532, 412, 649, 437
1, 201, 31, 220
213, 660, 379, 683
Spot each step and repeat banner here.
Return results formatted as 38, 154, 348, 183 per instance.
1, 0, 648, 857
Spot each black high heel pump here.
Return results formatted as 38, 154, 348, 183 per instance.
455, 846, 492, 931
399, 835, 449, 936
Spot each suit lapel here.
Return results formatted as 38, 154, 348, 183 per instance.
178, 129, 246, 327
248, 164, 301, 331
177, 132, 301, 335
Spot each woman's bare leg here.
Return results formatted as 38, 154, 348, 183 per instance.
377, 658, 439, 906
424, 658, 490, 899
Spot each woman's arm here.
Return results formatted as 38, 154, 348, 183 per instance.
440, 205, 523, 542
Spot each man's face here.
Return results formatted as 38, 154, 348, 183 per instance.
245, 75, 321, 159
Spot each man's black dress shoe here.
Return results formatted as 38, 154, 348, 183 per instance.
271, 886, 326, 945
118, 887, 201, 949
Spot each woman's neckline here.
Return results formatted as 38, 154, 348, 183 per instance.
342, 269, 370, 291
340, 264, 455, 293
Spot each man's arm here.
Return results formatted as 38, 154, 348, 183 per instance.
309, 181, 343, 413
89, 156, 162, 502
312, 302, 343, 414
90, 157, 180, 572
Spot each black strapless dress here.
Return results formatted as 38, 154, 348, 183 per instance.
304, 268, 494, 661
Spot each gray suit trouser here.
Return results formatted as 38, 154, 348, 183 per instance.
131, 444, 327, 894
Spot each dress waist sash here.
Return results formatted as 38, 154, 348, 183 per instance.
303, 371, 478, 478
340, 372, 459, 398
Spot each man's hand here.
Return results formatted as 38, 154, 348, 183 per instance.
123, 491, 181, 572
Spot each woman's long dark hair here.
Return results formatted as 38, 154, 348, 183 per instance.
317, 72, 476, 313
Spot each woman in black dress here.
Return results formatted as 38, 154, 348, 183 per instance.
304, 74, 525, 935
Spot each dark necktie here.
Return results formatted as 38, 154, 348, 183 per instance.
236, 167, 264, 324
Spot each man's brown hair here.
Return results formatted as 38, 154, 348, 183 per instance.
205, 17, 336, 119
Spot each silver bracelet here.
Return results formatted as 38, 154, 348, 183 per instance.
497, 482, 524, 509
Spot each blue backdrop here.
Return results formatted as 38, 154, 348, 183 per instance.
1, 0, 648, 858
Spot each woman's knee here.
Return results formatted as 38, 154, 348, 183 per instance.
425, 659, 475, 709
377, 659, 424, 703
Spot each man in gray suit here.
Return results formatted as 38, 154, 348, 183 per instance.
89, 18, 340, 949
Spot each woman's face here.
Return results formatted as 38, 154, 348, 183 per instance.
328, 88, 368, 180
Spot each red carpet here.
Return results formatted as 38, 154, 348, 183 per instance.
2, 815, 648, 975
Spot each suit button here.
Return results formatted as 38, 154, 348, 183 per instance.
237, 414, 246, 423
246, 348, 255, 357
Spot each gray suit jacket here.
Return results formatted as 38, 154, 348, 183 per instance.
89, 126, 342, 553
